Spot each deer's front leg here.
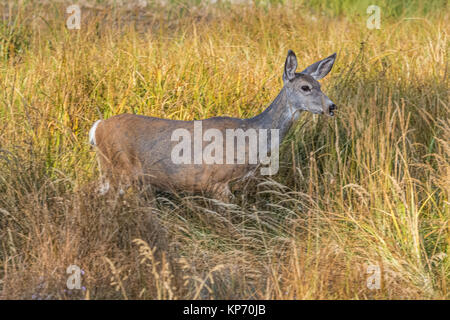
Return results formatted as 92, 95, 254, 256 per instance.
213, 184, 235, 203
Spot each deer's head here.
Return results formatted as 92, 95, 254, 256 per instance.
282, 50, 337, 116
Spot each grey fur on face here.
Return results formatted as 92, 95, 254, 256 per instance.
283, 50, 337, 115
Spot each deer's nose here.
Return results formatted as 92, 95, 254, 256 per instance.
328, 104, 337, 115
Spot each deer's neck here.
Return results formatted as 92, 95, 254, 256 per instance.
250, 87, 302, 140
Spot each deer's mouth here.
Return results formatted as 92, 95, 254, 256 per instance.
328, 104, 337, 116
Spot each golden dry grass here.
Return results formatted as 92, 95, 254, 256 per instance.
0, 1, 448, 299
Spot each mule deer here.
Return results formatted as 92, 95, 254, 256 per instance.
89, 50, 337, 200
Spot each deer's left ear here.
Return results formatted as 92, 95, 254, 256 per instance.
301, 53, 336, 80
283, 50, 298, 82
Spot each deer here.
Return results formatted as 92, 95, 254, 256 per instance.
89, 50, 337, 201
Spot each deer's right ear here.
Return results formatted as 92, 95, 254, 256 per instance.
300, 53, 336, 80
283, 50, 298, 82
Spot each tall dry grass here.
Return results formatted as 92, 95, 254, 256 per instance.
0, 1, 448, 299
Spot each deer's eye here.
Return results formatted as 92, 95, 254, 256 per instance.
301, 85, 311, 92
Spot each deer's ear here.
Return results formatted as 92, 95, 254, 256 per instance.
283, 50, 298, 82
301, 53, 336, 80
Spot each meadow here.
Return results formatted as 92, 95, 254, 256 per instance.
0, 0, 448, 299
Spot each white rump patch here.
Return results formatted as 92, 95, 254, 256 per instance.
89, 120, 102, 146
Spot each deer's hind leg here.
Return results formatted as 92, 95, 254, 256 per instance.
95, 149, 140, 196
95, 151, 118, 196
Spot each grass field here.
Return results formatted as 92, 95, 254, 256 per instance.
0, 0, 448, 299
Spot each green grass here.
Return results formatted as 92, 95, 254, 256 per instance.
0, 0, 448, 299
